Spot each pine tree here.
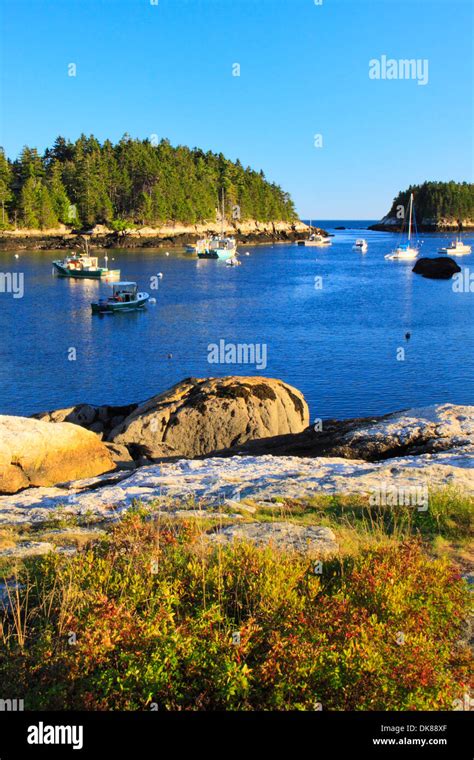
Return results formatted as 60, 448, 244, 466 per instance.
0, 148, 12, 226
19, 177, 40, 228
38, 184, 58, 229
47, 161, 72, 224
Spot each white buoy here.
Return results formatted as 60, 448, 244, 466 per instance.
14, 254, 19, 259
245, 251, 250, 256
158, 272, 163, 279
149, 297, 157, 304
165, 252, 170, 256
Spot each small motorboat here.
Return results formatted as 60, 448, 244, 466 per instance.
185, 244, 196, 253
298, 234, 331, 247
438, 238, 471, 256
91, 282, 149, 314
354, 238, 368, 252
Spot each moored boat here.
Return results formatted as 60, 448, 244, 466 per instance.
438, 238, 471, 256
297, 219, 331, 247
354, 238, 368, 252
304, 233, 331, 247
91, 282, 149, 314
53, 251, 120, 279
385, 193, 419, 261
196, 191, 238, 260
53, 236, 120, 279
198, 235, 237, 260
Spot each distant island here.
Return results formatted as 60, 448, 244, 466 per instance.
0, 135, 298, 231
369, 181, 474, 232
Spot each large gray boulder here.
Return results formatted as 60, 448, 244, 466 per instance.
108, 376, 309, 459
0, 416, 115, 494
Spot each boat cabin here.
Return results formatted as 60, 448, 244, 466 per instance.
209, 236, 236, 250
112, 282, 138, 303
66, 255, 100, 271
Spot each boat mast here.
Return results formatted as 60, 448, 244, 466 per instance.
221, 189, 225, 237
408, 193, 413, 244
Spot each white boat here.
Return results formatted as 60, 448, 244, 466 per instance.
297, 219, 331, 247
385, 193, 419, 261
438, 238, 471, 256
302, 233, 331, 247
197, 191, 237, 260
354, 238, 368, 252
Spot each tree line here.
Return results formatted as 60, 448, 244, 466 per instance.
389, 181, 474, 222
0, 134, 298, 230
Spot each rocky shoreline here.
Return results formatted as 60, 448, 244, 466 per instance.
369, 218, 474, 233
0, 220, 323, 251
0, 376, 472, 566
1, 402, 473, 528
0, 377, 472, 518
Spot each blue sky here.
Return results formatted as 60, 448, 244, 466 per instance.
0, 0, 472, 218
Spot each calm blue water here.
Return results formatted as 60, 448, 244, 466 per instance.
1, 221, 473, 420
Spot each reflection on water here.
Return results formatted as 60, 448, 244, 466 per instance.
0, 225, 473, 419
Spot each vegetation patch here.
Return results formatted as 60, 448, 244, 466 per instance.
0, 509, 471, 711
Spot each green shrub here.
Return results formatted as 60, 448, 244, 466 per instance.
0, 515, 471, 710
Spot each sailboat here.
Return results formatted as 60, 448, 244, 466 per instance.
385, 193, 419, 261
197, 191, 237, 260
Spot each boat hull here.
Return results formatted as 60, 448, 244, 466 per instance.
297, 239, 331, 247
197, 249, 234, 260
385, 247, 419, 261
438, 247, 471, 255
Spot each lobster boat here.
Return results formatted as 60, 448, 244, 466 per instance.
91, 282, 149, 314
53, 252, 120, 279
